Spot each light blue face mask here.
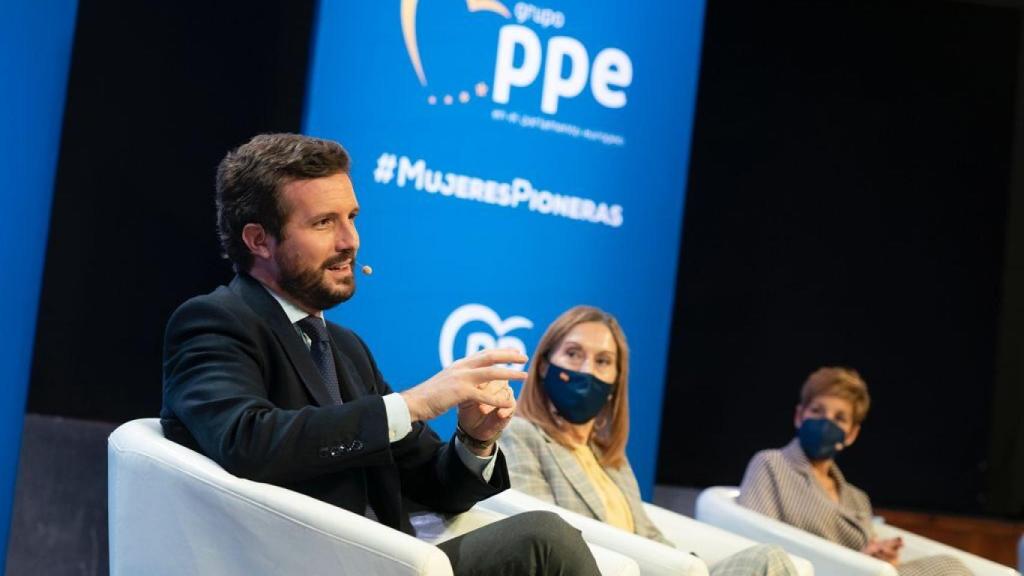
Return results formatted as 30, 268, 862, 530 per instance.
798, 418, 847, 461
543, 363, 614, 424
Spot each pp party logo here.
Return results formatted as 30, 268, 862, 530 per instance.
401, 0, 509, 107
400, 0, 633, 114
439, 303, 533, 370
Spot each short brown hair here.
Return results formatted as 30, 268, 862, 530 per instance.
215, 133, 350, 271
800, 366, 871, 425
517, 306, 631, 468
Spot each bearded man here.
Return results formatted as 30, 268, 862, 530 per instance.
160, 133, 600, 576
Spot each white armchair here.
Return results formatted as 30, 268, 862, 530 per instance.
108, 419, 639, 576
695, 486, 1021, 576
479, 487, 813, 576
641, 501, 814, 576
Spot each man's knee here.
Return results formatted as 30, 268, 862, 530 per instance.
507, 511, 583, 548
506, 511, 597, 575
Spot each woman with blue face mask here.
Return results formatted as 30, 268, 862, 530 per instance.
502, 306, 798, 576
737, 367, 972, 576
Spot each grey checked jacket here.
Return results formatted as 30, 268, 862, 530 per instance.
738, 439, 971, 576
500, 416, 671, 545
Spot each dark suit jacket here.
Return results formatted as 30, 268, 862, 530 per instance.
160, 273, 509, 534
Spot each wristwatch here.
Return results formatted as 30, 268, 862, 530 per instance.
455, 424, 499, 451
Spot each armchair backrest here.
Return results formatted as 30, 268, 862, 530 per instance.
108, 418, 452, 576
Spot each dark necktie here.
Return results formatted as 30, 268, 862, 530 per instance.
296, 316, 343, 405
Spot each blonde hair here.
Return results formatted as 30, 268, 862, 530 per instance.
517, 305, 630, 468
800, 366, 871, 425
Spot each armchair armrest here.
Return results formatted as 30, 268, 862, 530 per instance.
642, 502, 814, 576
696, 487, 896, 576
479, 489, 708, 576
873, 521, 1020, 576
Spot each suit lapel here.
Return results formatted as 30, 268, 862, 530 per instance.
230, 274, 336, 407
782, 439, 839, 514
829, 463, 872, 537
544, 436, 607, 520
781, 439, 870, 542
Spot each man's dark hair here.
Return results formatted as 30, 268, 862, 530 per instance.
215, 133, 350, 271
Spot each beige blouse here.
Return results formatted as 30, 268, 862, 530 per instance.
571, 443, 635, 533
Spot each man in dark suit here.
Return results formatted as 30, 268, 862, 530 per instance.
161, 133, 600, 575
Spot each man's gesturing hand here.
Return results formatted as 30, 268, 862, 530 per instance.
401, 348, 527, 423
457, 379, 517, 455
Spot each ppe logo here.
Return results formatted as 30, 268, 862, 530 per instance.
400, 0, 633, 115
439, 304, 533, 370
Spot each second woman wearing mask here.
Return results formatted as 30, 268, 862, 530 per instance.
501, 305, 798, 576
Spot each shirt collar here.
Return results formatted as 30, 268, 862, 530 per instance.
260, 283, 324, 326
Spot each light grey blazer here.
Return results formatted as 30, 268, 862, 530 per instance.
500, 416, 671, 545
738, 438, 876, 548
738, 439, 971, 576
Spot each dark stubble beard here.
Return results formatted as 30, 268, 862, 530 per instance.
277, 249, 356, 312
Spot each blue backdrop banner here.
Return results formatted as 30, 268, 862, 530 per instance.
305, 0, 705, 497
0, 0, 78, 564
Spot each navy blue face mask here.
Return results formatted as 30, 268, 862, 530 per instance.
798, 418, 847, 461
544, 363, 614, 424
